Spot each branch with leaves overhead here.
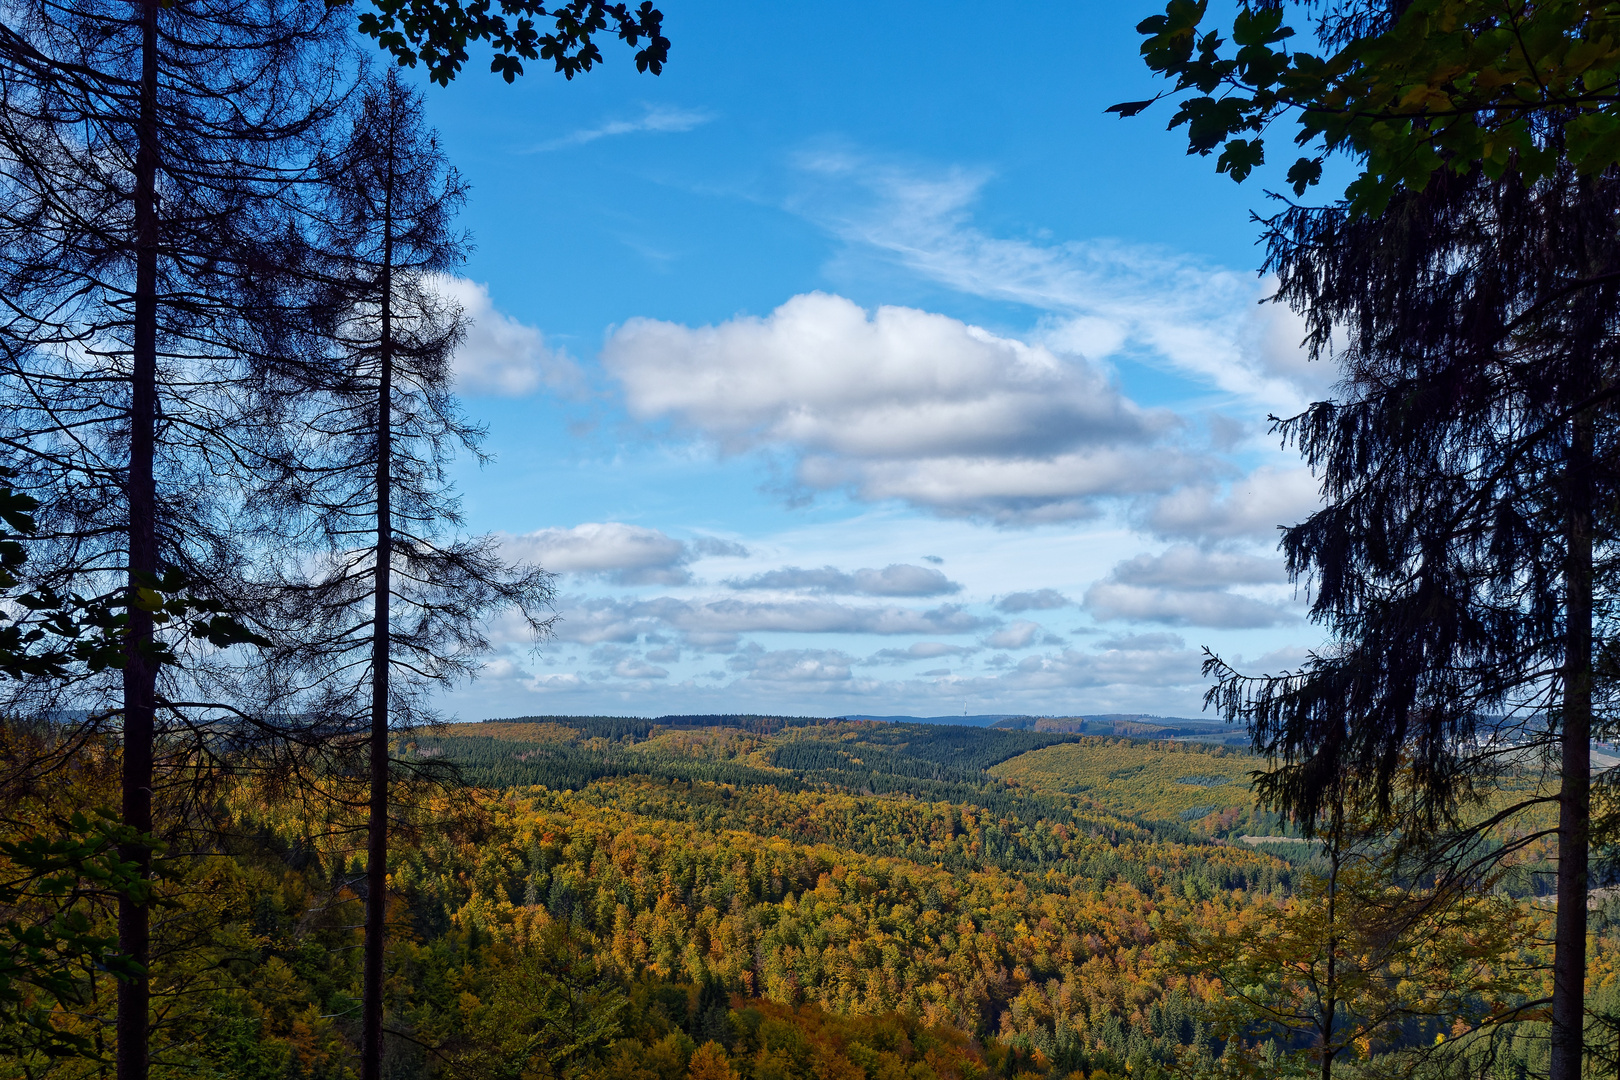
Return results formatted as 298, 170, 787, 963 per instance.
337, 0, 668, 83
1115, 0, 1620, 212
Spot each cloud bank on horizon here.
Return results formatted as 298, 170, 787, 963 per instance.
439, 155, 1327, 721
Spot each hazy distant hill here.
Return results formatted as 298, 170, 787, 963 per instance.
991, 713, 1244, 743
437, 713, 1267, 838
480, 711, 1243, 739
836, 713, 1033, 728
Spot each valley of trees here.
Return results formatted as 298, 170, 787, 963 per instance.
5, 0, 1620, 1077
4, 710, 1609, 1079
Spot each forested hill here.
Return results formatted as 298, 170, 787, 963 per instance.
9, 713, 1574, 1079
989, 714, 1243, 742
486, 714, 831, 739
433, 717, 1084, 796
419, 717, 1106, 844
380, 715, 1597, 1078
413, 716, 1292, 868
432, 715, 1246, 813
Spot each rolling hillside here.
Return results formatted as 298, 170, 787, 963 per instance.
986, 738, 1259, 825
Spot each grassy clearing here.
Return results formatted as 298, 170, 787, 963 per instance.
989, 737, 1256, 823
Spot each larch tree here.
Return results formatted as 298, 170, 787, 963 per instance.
0, 0, 355, 1074
0, 0, 665, 1072
1176, 817, 1532, 1079
0, 0, 665, 1075
268, 68, 554, 1080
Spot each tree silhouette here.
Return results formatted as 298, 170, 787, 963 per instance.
0, 2, 356, 1075
0, 0, 663, 1068
1204, 162, 1620, 1078
264, 68, 554, 1079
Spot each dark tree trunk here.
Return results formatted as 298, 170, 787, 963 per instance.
117, 3, 160, 1078
1552, 410, 1595, 1080
361, 167, 395, 1080
1320, 834, 1339, 1080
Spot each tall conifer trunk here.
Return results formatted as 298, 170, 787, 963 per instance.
305, 74, 552, 1074
118, 3, 160, 1078
361, 138, 396, 1080
1552, 410, 1595, 1080
1321, 839, 1339, 1080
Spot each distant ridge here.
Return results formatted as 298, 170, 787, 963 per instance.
478, 711, 1243, 741
482, 714, 830, 738
485, 712, 1051, 732
837, 713, 1032, 728
991, 713, 1241, 742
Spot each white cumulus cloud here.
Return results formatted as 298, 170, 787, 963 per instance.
545, 593, 994, 649
611, 657, 669, 680
1085, 583, 1295, 629
983, 620, 1046, 650
602, 292, 1200, 523
503, 523, 746, 586
1145, 466, 1321, 542
435, 276, 585, 398
726, 563, 960, 597
864, 642, 978, 664
1084, 545, 1298, 629
728, 645, 858, 683
1008, 637, 1203, 690
793, 154, 1336, 414
1108, 546, 1285, 589
996, 588, 1071, 613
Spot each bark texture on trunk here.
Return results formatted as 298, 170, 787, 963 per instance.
117, 3, 159, 1078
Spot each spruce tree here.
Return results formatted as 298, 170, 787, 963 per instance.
1204, 162, 1620, 1077
1125, 3, 1620, 1073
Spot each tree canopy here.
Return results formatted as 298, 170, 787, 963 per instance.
1117, 0, 1620, 211
340, 0, 669, 83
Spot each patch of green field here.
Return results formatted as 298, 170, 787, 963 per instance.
989, 737, 1256, 823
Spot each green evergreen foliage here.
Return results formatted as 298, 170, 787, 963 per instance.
429, 733, 807, 794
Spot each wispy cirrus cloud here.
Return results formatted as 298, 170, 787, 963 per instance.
528, 105, 714, 152
791, 152, 1334, 414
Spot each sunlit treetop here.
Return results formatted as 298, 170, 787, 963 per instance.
1113, 0, 1620, 213
330, 0, 668, 85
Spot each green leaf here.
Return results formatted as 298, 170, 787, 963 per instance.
1106, 98, 1160, 118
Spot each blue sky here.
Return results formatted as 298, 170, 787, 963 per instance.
418, 0, 1330, 721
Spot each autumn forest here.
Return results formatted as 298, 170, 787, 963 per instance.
8, 1, 1620, 1080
